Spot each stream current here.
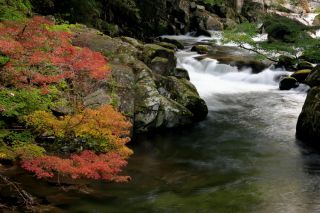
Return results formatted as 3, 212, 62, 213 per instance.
14, 33, 320, 213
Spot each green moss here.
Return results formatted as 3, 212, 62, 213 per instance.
0, 88, 56, 119
0, 55, 10, 67
0, 0, 32, 21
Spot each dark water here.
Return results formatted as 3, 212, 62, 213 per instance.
14, 90, 320, 213
5, 36, 320, 213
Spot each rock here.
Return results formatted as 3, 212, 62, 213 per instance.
194, 29, 212, 37
155, 96, 193, 128
305, 65, 320, 88
291, 69, 312, 83
296, 86, 320, 145
191, 45, 210, 54
70, 25, 208, 133
221, 18, 237, 29
313, 14, 320, 26
72, 25, 140, 59
156, 42, 178, 50
170, 68, 190, 80
279, 76, 299, 90
297, 61, 314, 70
276, 55, 296, 71
120, 36, 144, 49
193, 9, 223, 31
150, 57, 171, 75
84, 89, 112, 109
142, 44, 177, 77
159, 37, 184, 49
142, 44, 176, 66
155, 75, 208, 121
133, 62, 198, 132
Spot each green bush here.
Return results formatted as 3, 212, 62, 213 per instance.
0, 0, 32, 21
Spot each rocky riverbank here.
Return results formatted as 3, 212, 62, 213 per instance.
70, 25, 208, 133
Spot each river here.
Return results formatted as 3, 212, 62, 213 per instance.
9, 34, 320, 213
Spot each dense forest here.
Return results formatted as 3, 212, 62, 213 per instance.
1, 0, 320, 212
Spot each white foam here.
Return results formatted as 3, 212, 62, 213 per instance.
177, 51, 290, 97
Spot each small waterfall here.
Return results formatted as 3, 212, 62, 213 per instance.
176, 51, 290, 97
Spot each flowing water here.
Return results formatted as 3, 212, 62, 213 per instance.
9, 34, 320, 213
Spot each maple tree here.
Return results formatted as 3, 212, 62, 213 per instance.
0, 16, 110, 88
0, 17, 132, 182
24, 105, 133, 157
21, 150, 130, 182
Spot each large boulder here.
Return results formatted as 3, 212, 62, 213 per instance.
141, 44, 176, 69
133, 62, 196, 132
191, 45, 210, 54
305, 66, 320, 87
296, 86, 320, 145
279, 77, 299, 90
291, 69, 312, 83
70, 25, 208, 133
297, 61, 314, 70
276, 55, 296, 71
155, 75, 208, 121
313, 14, 320, 26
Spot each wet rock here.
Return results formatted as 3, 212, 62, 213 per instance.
194, 29, 212, 37
142, 44, 176, 67
170, 68, 190, 80
150, 57, 171, 75
296, 86, 320, 145
297, 61, 314, 70
191, 45, 210, 54
159, 37, 184, 49
279, 76, 299, 90
155, 75, 208, 121
156, 42, 178, 50
120, 36, 144, 49
291, 69, 312, 83
276, 55, 296, 71
305, 66, 320, 87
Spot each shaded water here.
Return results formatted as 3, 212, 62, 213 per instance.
8, 35, 320, 212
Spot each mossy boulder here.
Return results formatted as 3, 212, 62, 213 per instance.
276, 55, 296, 71
170, 68, 190, 80
156, 42, 178, 50
155, 75, 208, 121
133, 62, 196, 132
313, 14, 320, 26
191, 45, 210, 54
159, 37, 184, 49
279, 77, 299, 90
120, 36, 144, 49
305, 65, 320, 88
291, 69, 312, 83
296, 86, 320, 145
297, 61, 314, 70
150, 57, 172, 75
142, 44, 175, 65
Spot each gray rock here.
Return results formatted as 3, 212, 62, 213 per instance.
296, 86, 320, 145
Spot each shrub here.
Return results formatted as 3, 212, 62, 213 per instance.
24, 105, 133, 157
21, 150, 129, 182
0, 16, 110, 88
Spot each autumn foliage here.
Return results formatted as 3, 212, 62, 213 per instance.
21, 150, 130, 182
0, 16, 110, 87
24, 105, 133, 157
0, 17, 132, 182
